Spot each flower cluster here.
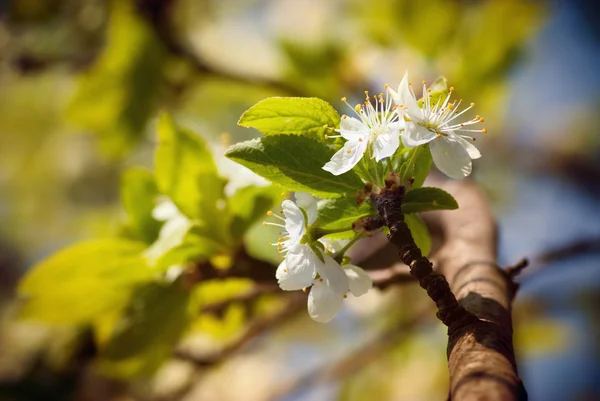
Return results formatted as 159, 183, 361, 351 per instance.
323, 72, 486, 180
265, 193, 372, 323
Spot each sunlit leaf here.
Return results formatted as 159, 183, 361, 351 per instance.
405, 214, 431, 256
398, 146, 433, 188
155, 113, 229, 243
228, 185, 281, 242
96, 280, 195, 378
238, 97, 340, 142
121, 167, 161, 244
225, 135, 363, 198
316, 197, 376, 231
18, 239, 153, 324
66, 0, 166, 156
402, 187, 458, 213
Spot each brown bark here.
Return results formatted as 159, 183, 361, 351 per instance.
372, 179, 527, 401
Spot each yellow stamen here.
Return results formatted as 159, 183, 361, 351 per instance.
341, 97, 347, 102
267, 211, 273, 216
482, 128, 487, 133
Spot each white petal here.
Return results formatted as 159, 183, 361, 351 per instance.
397, 72, 422, 120
402, 122, 437, 147
430, 136, 472, 179
307, 281, 344, 323
294, 192, 318, 225
276, 259, 312, 291
455, 135, 482, 159
322, 139, 368, 176
152, 199, 180, 221
340, 117, 369, 141
285, 243, 317, 285
344, 265, 373, 297
372, 131, 400, 160
315, 255, 349, 294
281, 200, 306, 239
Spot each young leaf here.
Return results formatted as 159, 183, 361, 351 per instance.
398, 145, 433, 188
228, 185, 280, 242
225, 135, 363, 198
97, 280, 195, 378
402, 187, 458, 213
155, 223, 222, 271
418, 76, 449, 109
121, 167, 161, 244
316, 197, 376, 231
238, 97, 340, 142
405, 214, 431, 256
18, 239, 154, 324
155, 113, 228, 239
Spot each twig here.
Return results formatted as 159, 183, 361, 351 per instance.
268, 301, 432, 401
174, 292, 305, 366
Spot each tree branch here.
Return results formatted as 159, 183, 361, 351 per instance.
371, 180, 527, 401
427, 179, 527, 401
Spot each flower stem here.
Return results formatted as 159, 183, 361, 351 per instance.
332, 235, 362, 263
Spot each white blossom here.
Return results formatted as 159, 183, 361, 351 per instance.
388, 72, 486, 179
322, 91, 402, 176
267, 200, 373, 323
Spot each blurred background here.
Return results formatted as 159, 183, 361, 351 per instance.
1, 0, 599, 400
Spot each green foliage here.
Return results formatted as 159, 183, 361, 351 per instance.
121, 168, 161, 244
418, 76, 449, 108
97, 280, 195, 378
155, 224, 222, 271
155, 113, 228, 240
66, 0, 166, 156
399, 146, 433, 188
18, 239, 154, 324
228, 185, 281, 242
405, 214, 431, 256
402, 187, 458, 214
238, 97, 340, 142
316, 197, 376, 231
225, 135, 363, 198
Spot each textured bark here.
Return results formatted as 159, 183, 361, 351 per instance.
372, 180, 526, 401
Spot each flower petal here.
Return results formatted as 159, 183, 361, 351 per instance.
285, 243, 317, 286
455, 135, 482, 159
340, 116, 369, 141
402, 122, 437, 147
307, 281, 344, 323
397, 72, 422, 120
430, 136, 472, 179
294, 192, 318, 225
322, 139, 368, 176
344, 265, 373, 297
152, 199, 180, 221
281, 200, 306, 239
276, 259, 312, 291
372, 131, 400, 160
316, 255, 349, 294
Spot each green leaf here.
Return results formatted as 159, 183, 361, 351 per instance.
121, 167, 161, 244
155, 224, 222, 271
402, 187, 458, 213
66, 0, 166, 157
225, 135, 363, 198
316, 197, 376, 231
97, 280, 195, 378
239, 97, 340, 142
155, 113, 228, 239
228, 185, 280, 242
18, 239, 154, 324
418, 76, 449, 108
405, 214, 431, 256
398, 145, 433, 188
